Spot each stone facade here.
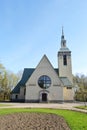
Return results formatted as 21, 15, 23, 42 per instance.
58, 52, 73, 83
25, 55, 64, 102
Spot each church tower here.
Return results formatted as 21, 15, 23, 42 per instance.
58, 28, 73, 83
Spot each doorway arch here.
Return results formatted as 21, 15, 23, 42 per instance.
39, 90, 49, 102
42, 93, 47, 102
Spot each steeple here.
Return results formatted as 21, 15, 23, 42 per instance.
58, 28, 73, 83
61, 27, 66, 48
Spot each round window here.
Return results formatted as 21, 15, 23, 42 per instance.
38, 75, 51, 89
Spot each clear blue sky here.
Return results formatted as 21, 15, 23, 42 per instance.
0, 0, 87, 75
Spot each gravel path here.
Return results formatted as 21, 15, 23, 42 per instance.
0, 102, 87, 113
0, 113, 70, 130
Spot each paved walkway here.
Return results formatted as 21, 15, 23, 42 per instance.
0, 102, 87, 113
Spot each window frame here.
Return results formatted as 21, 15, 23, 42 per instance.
38, 75, 51, 89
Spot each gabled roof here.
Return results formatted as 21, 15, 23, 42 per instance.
11, 68, 35, 93
59, 77, 72, 87
36, 55, 55, 70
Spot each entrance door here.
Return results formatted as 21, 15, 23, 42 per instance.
42, 93, 47, 102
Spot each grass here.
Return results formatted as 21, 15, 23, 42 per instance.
75, 105, 87, 110
0, 104, 12, 107
0, 108, 87, 130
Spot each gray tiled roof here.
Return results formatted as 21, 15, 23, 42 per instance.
59, 77, 72, 87
11, 68, 35, 94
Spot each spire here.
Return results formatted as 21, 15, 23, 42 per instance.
61, 27, 66, 48
61, 26, 64, 39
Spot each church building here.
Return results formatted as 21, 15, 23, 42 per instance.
11, 29, 74, 103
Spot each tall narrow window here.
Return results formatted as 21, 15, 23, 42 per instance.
63, 55, 67, 65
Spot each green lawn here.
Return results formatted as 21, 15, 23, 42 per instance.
0, 104, 11, 107
0, 108, 87, 130
75, 105, 87, 110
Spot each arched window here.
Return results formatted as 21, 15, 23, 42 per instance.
38, 75, 51, 89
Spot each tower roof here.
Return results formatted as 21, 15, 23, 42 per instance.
59, 27, 70, 52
